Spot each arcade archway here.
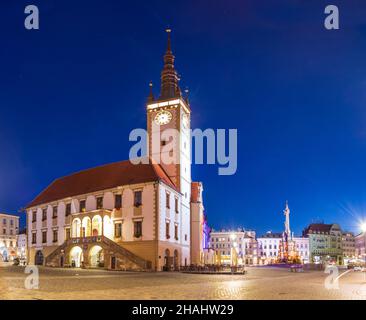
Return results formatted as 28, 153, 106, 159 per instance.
69, 246, 83, 268
89, 245, 104, 268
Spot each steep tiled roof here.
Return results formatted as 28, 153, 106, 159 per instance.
26, 158, 176, 208
303, 223, 333, 235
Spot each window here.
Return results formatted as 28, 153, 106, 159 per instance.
96, 196, 103, 210
134, 221, 142, 238
10, 220, 13, 226
52, 206, 58, 218
10, 230, 13, 235
42, 208, 47, 221
32, 211, 37, 222
10, 241, 13, 247
185, 234, 187, 241
65, 228, 71, 240
166, 192, 170, 208
42, 231, 47, 243
53, 230, 58, 243
3, 229, 5, 235
175, 198, 179, 213
166, 222, 170, 239
80, 200, 86, 212
66, 203, 71, 216
115, 222, 122, 238
174, 224, 178, 240
115, 194, 122, 209
134, 191, 142, 207
2, 218, 6, 225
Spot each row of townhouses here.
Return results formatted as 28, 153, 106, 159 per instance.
209, 203, 362, 266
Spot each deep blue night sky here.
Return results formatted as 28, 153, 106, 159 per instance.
1, 0, 366, 236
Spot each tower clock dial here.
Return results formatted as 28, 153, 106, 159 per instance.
154, 110, 172, 125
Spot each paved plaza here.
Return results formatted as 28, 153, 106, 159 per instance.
1, 265, 366, 300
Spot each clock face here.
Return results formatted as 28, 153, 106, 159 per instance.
154, 110, 172, 125
182, 113, 189, 129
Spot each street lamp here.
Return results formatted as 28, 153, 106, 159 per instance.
361, 223, 366, 233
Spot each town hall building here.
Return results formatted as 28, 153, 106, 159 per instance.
25, 30, 206, 271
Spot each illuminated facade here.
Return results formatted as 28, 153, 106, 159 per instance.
209, 229, 258, 265
0, 213, 19, 262
25, 31, 205, 271
303, 223, 343, 265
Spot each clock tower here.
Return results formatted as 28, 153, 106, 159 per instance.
146, 30, 191, 198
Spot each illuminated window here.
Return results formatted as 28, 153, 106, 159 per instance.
115, 223, 122, 238
80, 200, 86, 212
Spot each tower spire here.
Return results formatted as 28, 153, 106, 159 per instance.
159, 29, 182, 99
147, 81, 154, 102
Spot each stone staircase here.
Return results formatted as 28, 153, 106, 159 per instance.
45, 236, 152, 271
100, 236, 152, 270
44, 241, 69, 267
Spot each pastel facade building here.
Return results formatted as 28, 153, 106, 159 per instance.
257, 232, 282, 264
0, 213, 19, 262
303, 223, 343, 265
342, 231, 355, 264
209, 229, 258, 265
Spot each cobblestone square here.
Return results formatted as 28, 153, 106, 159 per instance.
1, 265, 366, 300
